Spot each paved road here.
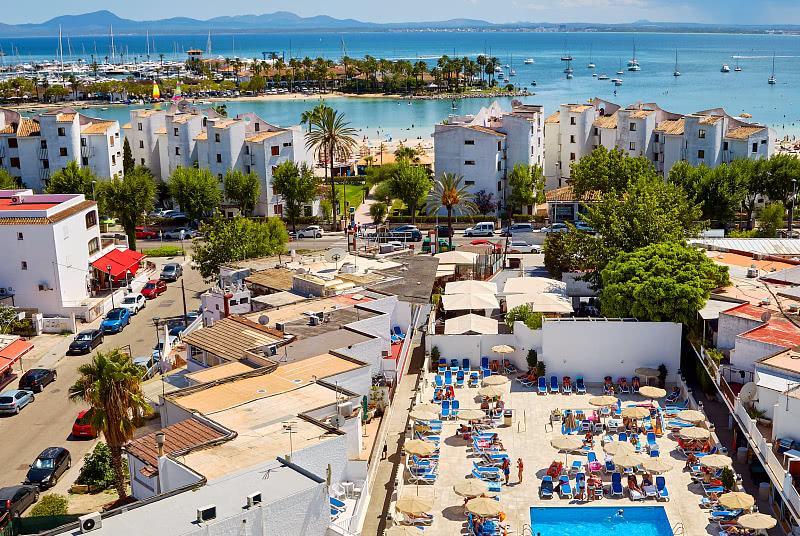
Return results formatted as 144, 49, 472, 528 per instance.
0, 260, 205, 489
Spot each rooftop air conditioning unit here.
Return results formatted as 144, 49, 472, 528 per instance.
38, 284, 50, 292
275, 322, 285, 332
0, 288, 6, 295
197, 505, 217, 523
338, 402, 353, 416
246, 492, 262, 508
310, 316, 320, 326
79, 512, 102, 533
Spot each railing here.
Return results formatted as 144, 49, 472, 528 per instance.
0, 146, 5, 158
653, 141, 661, 152
719, 375, 736, 406
81, 145, 94, 158
39, 168, 50, 181
784, 477, 800, 516
330, 516, 359, 536
735, 398, 786, 490
38, 147, 48, 160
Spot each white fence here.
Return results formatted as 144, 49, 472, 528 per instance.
734, 399, 788, 488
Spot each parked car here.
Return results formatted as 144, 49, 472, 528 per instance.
0, 486, 39, 518
160, 263, 183, 281
101, 308, 131, 333
68, 329, 104, 354
0, 389, 35, 414
120, 293, 146, 315
296, 225, 324, 239
435, 225, 453, 238
169, 326, 185, 340
133, 356, 160, 380
422, 238, 451, 253
506, 240, 541, 254
574, 221, 594, 233
152, 336, 178, 359
72, 409, 97, 438
390, 225, 423, 241
163, 227, 195, 239
98, 215, 116, 225
470, 239, 503, 254
464, 222, 496, 237
135, 227, 157, 239
542, 223, 568, 234
500, 222, 534, 236
17, 369, 57, 393
141, 280, 167, 299
25, 447, 71, 489
167, 212, 187, 220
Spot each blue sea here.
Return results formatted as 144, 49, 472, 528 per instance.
4, 32, 800, 139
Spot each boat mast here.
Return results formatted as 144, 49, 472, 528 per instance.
59, 25, 63, 72
147, 30, 150, 60
110, 24, 115, 64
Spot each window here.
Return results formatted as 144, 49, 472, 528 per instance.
761, 139, 767, 145
81, 157, 88, 166
59, 147, 67, 157
464, 180, 475, 186
723, 141, 729, 150
240, 297, 249, 305
654, 134, 660, 142
699, 129, 706, 139
752, 142, 758, 153
271, 146, 280, 156
245, 165, 251, 174
629, 142, 636, 151
175, 147, 180, 156
20, 261, 27, 270
81, 137, 87, 147
202, 118, 207, 127
216, 154, 222, 163
174, 128, 179, 137
570, 153, 576, 161
8, 138, 17, 149
630, 123, 636, 131
254, 123, 260, 132
141, 158, 145, 165
593, 128, 598, 136
215, 133, 220, 143
244, 146, 249, 154
218, 174, 223, 181
85, 211, 97, 229
592, 145, 598, 150
111, 155, 116, 165
228, 298, 238, 306
570, 116, 576, 125
57, 127, 65, 136
464, 140, 475, 145
17, 232, 23, 241
10, 157, 19, 168
138, 123, 143, 131
497, 161, 502, 171
283, 142, 292, 147
109, 136, 114, 147
42, 159, 49, 169
139, 140, 144, 149
497, 141, 502, 151
88, 237, 100, 255
497, 181, 502, 192
570, 135, 576, 143
40, 140, 47, 149
464, 160, 475, 165
697, 150, 705, 159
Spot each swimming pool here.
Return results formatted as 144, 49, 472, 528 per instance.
530, 506, 673, 536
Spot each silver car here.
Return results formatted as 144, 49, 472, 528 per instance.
0, 389, 35, 414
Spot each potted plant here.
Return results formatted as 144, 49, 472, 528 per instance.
747, 406, 770, 425
431, 346, 440, 372
535, 361, 546, 378
720, 467, 736, 492
527, 349, 538, 371
657, 364, 668, 388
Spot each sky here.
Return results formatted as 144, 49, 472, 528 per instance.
4, 0, 800, 26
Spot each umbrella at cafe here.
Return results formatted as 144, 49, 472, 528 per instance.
395, 495, 434, 515
680, 427, 711, 441
551, 435, 583, 464
458, 409, 486, 421
738, 513, 777, 530
589, 395, 618, 407
491, 344, 515, 354
466, 497, 504, 517
454, 480, 496, 498
621, 406, 650, 419
385, 527, 425, 536
639, 386, 667, 399
677, 409, 706, 423
613, 453, 647, 468
404, 439, 436, 457
414, 403, 441, 414
409, 409, 439, 422
642, 458, 673, 473
719, 492, 755, 510
700, 454, 733, 469
604, 441, 635, 456
479, 385, 505, 398
483, 375, 509, 386
634, 367, 661, 379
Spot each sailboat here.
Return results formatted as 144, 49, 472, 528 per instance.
598, 74, 609, 80
673, 50, 681, 77
768, 53, 776, 85
524, 58, 534, 64
627, 40, 639, 67
563, 60, 573, 74
587, 44, 595, 68
509, 55, 516, 77
734, 53, 741, 72
561, 42, 572, 61
616, 58, 624, 76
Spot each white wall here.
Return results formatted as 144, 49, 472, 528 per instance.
290, 433, 349, 485
730, 336, 785, 371
326, 363, 371, 398
158, 456, 204, 492
771, 393, 800, 445
717, 313, 762, 351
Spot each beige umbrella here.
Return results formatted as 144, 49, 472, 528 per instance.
466, 497, 504, 517
642, 458, 673, 473
564, 413, 578, 431
738, 513, 777, 530
551, 436, 583, 451
719, 492, 755, 510
635, 367, 661, 378
680, 427, 711, 441
404, 439, 436, 457
589, 395, 618, 407
453, 480, 495, 498
395, 495, 434, 515
700, 454, 733, 469
677, 410, 706, 423
483, 375, 509, 386
458, 409, 486, 421
621, 406, 650, 419
414, 403, 441, 414
604, 441, 635, 456
385, 527, 425, 536
491, 344, 515, 354
639, 386, 666, 399
409, 409, 439, 421
479, 385, 505, 398
613, 453, 647, 468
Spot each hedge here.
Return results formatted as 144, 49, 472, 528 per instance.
511, 214, 547, 223
141, 246, 185, 257
30, 494, 68, 517
387, 215, 483, 224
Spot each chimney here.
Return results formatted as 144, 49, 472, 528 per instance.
155, 431, 166, 458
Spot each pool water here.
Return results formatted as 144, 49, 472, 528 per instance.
530, 506, 673, 536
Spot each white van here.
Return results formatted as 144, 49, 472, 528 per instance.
464, 222, 496, 237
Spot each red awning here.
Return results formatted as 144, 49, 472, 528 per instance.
0, 339, 33, 375
91, 249, 146, 281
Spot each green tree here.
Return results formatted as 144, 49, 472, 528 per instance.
741, 159, 769, 230
764, 153, 800, 209
45, 160, 96, 199
505, 304, 544, 333
668, 161, 746, 227
76, 442, 117, 489
122, 137, 135, 176
96, 166, 155, 251
214, 104, 228, 117
30, 494, 68, 517
756, 202, 784, 238
0, 304, 18, 334
387, 160, 432, 225
601, 242, 730, 324
474, 190, 496, 216
319, 198, 333, 222
570, 145, 659, 197
271, 161, 318, 232
167, 166, 222, 221
424, 173, 477, 250
0, 168, 20, 190
222, 168, 261, 215
192, 216, 288, 280
69, 349, 151, 499
542, 231, 587, 280
394, 145, 420, 163
369, 201, 387, 224
507, 163, 546, 215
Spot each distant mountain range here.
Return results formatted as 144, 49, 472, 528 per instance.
1, 10, 799, 37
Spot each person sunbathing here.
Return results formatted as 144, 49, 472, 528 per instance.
642, 474, 653, 487
518, 367, 534, 380
583, 432, 594, 448
686, 452, 698, 469
620, 378, 629, 390
632, 377, 641, 389
701, 440, 712, 453
627, 476, 641, 492
491, 434, 506, 451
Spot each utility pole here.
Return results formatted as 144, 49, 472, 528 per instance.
181, 278, 188, 329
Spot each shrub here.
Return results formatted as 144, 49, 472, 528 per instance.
720, 467, 736, 491
431, 346, 440, 369
77, 442, 123, 489
387, 215, 479, 224
526, 349, 538, 370
505, 304, 544, 333
511, 214, 547, 223
30, 494, 69, 517
141, 246, 184, 257
535, 361, 546, 378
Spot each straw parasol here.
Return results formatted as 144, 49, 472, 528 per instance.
589, 395, 618, 407
680, 427, 711, 441
700, 454, 733, 469
483, 375, 509, 386
613, 453, 647, 468
466, 497, 504, 517
414, 403, 441, 414
458, 409, 486, 421
395, 495, 433, 515
621, 406, 651, 419
453, 480, 495, 498
404, 439, 436, 457
642, 458, 673, 473
639, 386, 667, 399
491, 345, 515, 354
479, 385, 505, 398
409, 409, 439, 421
551, 436, 584, 451
604, 441, 635, 456
719, 492, 755, 510
738, 513, 777, 530
677, 410, 706, 423
635, 367, 660, 379
564, 412, 578, 431
385, 527, 425, 536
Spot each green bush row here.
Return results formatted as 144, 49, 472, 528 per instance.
141, 246, 185, 257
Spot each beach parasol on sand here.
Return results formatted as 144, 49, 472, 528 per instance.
483, 375, 509, 386
466, 497, 504, 517
395, 495, 433, 515
491, 345, 515, 354
613, 453, 647, 468
621, 406, 650, 419
642, 458, 673, 473
479, 385, 505, 398
409, 409, 439, 422
454, 480, 497, 498
589, 395, 618, 407
680, 427, 711, 441
604, 441, 635, 456
639, 386, 666, 399
719, 492, 755, 510
458, 409, 486, 421
404, 439, 436, 457
700, 454, 733, 469
677, 409, 706, 424
738, 513, 777, 530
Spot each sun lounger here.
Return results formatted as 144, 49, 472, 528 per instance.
409, 470, 438, 484
330, 496, 347, 516
473, 461, 501, 474
576, 472, 586, 494
643, 485, 658, 499
392, 326, 406, 340
655, 476, 669, 501
471, 468, 500, 482
416, 431, 440, 443
451, 399, 460, 419
605, 459, 616, 473
619, 379, 630, 394
538, 376, 547, 394
703, 486, 725, 496
632, 376, 640, 394
611, 472, 623, 497
546, 461, 564, 478
647, 432, 657, 449
444, 370, 453, 387
710, 510, 742, 522
665, 391, 681, 404
440, 400, 451, 419
437, 359, 446, 374
576, 377, 586, 394
517, 376, 533, 387
468, 372, 479, 387
559, 476, 574, 499
550, 376, 559, 393
563, 377, 573, 394
541, 476, 554, 498
665, 398, 688, 409
569, 460, 584, 474
618, 432, 628, 442
456, 370, 465, 388
629, 487, 646, 501
587, 452, 602, 472
503, 359, 517, 374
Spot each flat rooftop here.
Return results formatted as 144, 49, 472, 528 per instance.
246, 295, 374, 325
758, 348, 800, 376
185, 361, 257, 384
272, 353, 367, 382
181, 315, 285, 363
280, 328, 374, 363
280, 306, 379, 339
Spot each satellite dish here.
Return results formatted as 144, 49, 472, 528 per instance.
761, 311, 772, 323
177, 100, 191, 113
739, 382, 758, 403
295, 267, 306, 274
324, 248, 347, 269
330, 415, 345, 429
258, 315, 270, 326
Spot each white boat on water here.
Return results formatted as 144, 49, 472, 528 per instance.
566, 73, 573, 79
524, 58, 534, 64
768, 52, 777, 85
721, 64, 731, 73
598, 74, 609, 80
673, 50, 681, 77
627, 41, 640, 70
587, 44, 595, 68
592, 72, 597, 77
494, 65, 502, 72
612, 78, 623, 86
734, 54, 742, 71
509, 69, 516, 77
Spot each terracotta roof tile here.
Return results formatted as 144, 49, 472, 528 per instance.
726, 126, 767, 140
629, 109, 655, 119
81, 122, 116, 135
544, 111, 560, 124
699, 115, 724, 125
545, 185, 602, 202
593, 113, 618, 129
48, 200, 97, 223
0, 125, 15, 134
569, 104, 593, 113
655, 118, 684, 135
56, 113, 75, 123
121, 122, 131, 129
0, 217, 51, 225
181, 315, 284, 363
466, 125, 505, 137
154, 128, 167, 135
17, 119, 40, 137
125, 419, 226, 475
246, 130, 286, 143
194, 132, 208, 141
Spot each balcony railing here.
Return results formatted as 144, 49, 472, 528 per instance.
38, 147, 48, 160
81, 145, 94, 159
39, 168, 50, 181
653, 141, 661, 152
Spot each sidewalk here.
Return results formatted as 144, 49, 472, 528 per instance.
354, 185, 377, 227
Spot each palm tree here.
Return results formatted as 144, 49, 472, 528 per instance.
425, 173, 477, 250
300, 103, 327, 130
305, 107, 358, 220
69, 349, 150, 499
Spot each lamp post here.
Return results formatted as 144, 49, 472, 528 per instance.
106, 264, 114, 308
152, 317, 161, 355
791, 179, 797, 238
179, 229, 186, 259
91, 180, 96, 201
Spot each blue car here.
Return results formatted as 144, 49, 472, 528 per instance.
101, 308, 131, 333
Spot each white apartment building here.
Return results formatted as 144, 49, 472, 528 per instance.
0, 107, 123, 191
433, 101, 545, 215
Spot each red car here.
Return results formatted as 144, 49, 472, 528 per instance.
469, 240, 502, 254
72, 409, 97, 438
141, 279, 167, 299
135, 227, 157, 239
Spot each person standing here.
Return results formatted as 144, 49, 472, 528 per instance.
517, 458, 524, 484
502, 457, 511, 485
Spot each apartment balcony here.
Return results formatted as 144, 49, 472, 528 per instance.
653, 141, 661, 153
38, 147, 48, 160
0, 146, 5, 158
722, 149, 732, 163
39, 168, 50, 182
81, 145, 94, 159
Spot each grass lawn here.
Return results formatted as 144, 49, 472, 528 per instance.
334, 184, 368, 214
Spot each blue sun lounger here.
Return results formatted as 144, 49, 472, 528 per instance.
611, 472, 624, 497
576, 377, 586, 394
656, 476, 669, 501
541, 476, 554, 498
550, 376, 559, 393
538, 376, 547, 394
559, 476, 573, 498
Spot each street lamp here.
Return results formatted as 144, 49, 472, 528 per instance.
152, 317, 161, 350
179, 229, 186, 259
91, 180, 96, 201
106, 264, 115, 308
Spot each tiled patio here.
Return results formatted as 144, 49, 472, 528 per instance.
395, 376, 742, 536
